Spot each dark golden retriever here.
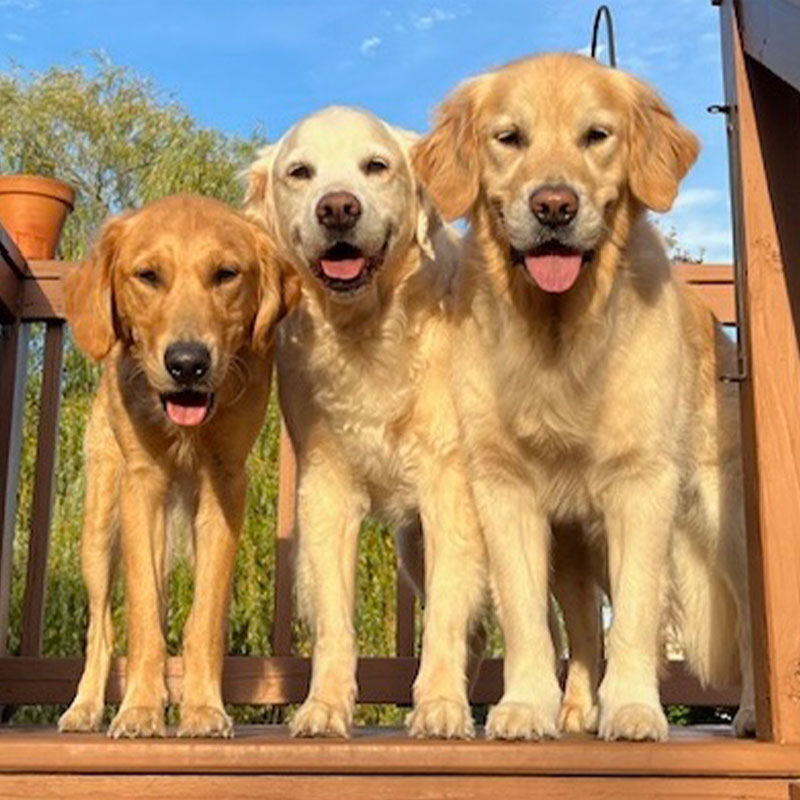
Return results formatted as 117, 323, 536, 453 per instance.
58, 194, 294, 738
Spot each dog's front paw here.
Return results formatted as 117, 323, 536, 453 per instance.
59, 701, 104, 733
406, 699, 474, 739
178, 704, 233, 739
558, 697, 599, 734
486, 700, 560, 741
599, 702, 668, 741
732, 705, 756, 738
108, 706, 166, 739
290, 698, 352, 738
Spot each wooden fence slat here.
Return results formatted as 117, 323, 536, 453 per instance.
394, 571, 415, 657
272, 419, 296, 656
720, 0, 800, 743
0, 323, 29, 656
19, 323, 64, 657
0, 655, 740, 708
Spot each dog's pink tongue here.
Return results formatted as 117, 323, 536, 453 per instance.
319, 257, 365, 280
166, 400, 208, 427
524, 252, 583, 293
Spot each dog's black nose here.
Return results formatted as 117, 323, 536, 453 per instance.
164, 341, 211, 386
316, 191, 362, 231
529, 185, 579, 226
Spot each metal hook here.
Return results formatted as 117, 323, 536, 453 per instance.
590, 5, 617, 68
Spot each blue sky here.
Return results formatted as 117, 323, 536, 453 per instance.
1, 0, 732, 261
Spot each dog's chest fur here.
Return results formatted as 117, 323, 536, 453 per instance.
280, 300, 439, 523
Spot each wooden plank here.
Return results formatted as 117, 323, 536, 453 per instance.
20, 260, 79, 322
720, 0, 800, 743
0, 725, 797, 778
673, 263, 735, 284
395, 570, 416, 657
0, 656, 739, 707
19, 323, 64, 657
738, 0, 800, 95
0, 264, 20, 324
0, 225, 30, 279
272, 419, 296, 656
0, 775, 790, 800
0, 322, 29, 656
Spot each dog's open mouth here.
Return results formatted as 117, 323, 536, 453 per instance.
160, 390, 214, 427
513, 242, 594, 294
314, 240, 387, 293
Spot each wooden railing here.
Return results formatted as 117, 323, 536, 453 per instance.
0, 236, 741, 710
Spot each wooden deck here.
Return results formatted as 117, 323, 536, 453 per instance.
0, 726, 798, 798
1, 0, 800, 797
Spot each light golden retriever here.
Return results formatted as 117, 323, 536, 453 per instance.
412, 53, 754, 741
58, 194, 292, 738
246, 106, 487, 739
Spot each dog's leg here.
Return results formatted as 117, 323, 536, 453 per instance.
552, 526, 601, 734
59, 404, 121, 733
290, 453, 367, 738
108, 467, 169, 738
177, 464, 246, 738
406, 457, 486, 739
466, 454, 561, 740
597, 467, 676, 742
395, 516, 487, 698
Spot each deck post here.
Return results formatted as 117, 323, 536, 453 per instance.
0, 322, 29, 656
720, 0, 800, 743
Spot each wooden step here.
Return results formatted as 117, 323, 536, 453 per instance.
0, 725, 797, 798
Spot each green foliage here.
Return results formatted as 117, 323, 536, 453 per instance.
0, 55, 263, 263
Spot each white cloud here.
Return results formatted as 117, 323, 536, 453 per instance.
360, 36, 381, 56
672, 187, 723, 211
4, 32, 23, 41
411, 7, 456, 30
576, 43, 605, 58
658, 218, 733, 263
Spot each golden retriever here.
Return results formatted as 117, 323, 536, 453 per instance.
58, 194, 292, 738
412, 53, 754, 741
246, 106, 487, 739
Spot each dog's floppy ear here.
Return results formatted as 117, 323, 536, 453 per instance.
388, 126, 443, 261
625, 76, 700, 212
411, 78, 483, 222
243, 144, 278, 233
250, 223, 300, 356
65, 214, 129, 361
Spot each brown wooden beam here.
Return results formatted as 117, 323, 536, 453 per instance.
0, 267, 20, 324
0, 323, 29, 656
721, 0, 800, 743
0, 656, 739, 707
0, 725, 796, 778
20, 323, 64, 657
738, 0, 800, 94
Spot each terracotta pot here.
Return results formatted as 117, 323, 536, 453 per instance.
0, 175, 75, 259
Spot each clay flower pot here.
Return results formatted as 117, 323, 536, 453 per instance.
0, 175, 75, 259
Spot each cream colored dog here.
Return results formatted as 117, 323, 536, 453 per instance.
413, 53, 754, 741
246, 106, 486, 739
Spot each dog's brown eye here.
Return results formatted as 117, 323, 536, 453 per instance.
585, 127, 610, 145
213, 267, 239, 286
288, 163, 313, 180
364, 157, 389, 175
135, 268, 160, 287
495, 129, 523, 148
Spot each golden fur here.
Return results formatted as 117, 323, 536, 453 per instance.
58, 194, 293, 738
246, 106, 487, 739
412, 53, 754, 741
